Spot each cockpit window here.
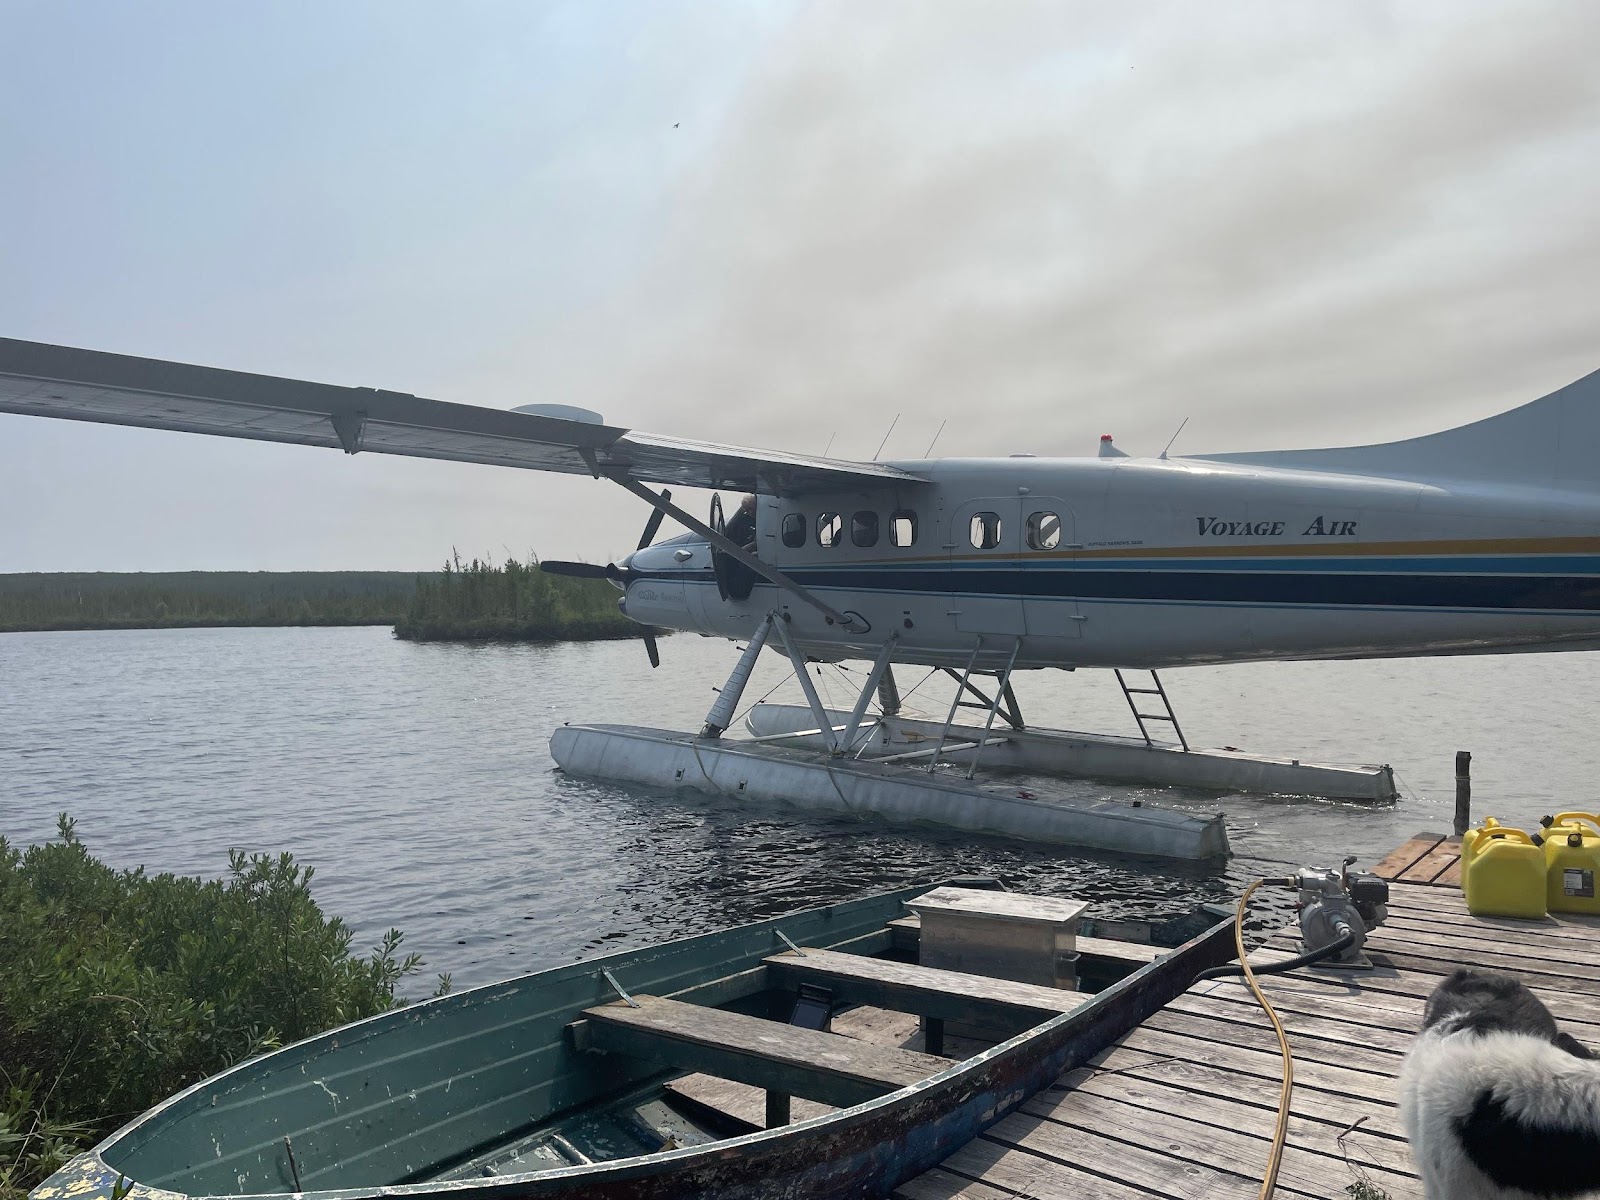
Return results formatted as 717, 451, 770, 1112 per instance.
781, 513, 806, 548
969, 512, 1002, 550
1026, 511, 1061, 550
817, 512, 843, 547
890, 510, 917, 547
851, 511, 879, 548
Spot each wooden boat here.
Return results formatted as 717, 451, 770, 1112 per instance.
32, 883, 1235, 1200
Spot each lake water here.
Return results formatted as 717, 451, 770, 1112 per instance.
3, 626, 1596, 991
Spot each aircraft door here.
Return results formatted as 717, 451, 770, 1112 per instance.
948, 498, 1025, 636
1019, 501, 1082, 639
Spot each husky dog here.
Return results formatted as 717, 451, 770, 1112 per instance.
1400, 969, 1600, 1198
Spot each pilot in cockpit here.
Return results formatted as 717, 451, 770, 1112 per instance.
724, 494, 758, 551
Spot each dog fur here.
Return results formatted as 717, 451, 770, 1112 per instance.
1399, 968, 1600, 1199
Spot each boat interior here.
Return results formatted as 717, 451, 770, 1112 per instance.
87, 881, 1225, 1195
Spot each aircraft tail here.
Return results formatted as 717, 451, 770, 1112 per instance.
1199, 366, 1600, 489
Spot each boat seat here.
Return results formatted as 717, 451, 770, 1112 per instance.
764, 947, 1088, 1034
581, 995, 945, 1108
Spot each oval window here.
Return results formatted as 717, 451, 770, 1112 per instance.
851, 511, 879, 548
969, 512, 1002, 550
817, 512, 843, 547
890, 509, 917, 547
781, 513, 806, 548
1026, 511, 1061, 550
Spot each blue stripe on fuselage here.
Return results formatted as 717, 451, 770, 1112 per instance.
632, 556, 1600, 612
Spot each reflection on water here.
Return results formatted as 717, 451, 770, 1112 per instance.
3, 626, 1597, 989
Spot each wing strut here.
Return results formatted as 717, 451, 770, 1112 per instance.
606, 472, 866, 633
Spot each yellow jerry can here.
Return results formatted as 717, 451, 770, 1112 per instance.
1537, 812, 1600, 915
1459, 816, 1504, 872
1461, 822, 1548, 919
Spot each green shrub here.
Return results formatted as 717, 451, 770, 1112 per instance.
0, 817, 424, 1196
395, 552, 643, 642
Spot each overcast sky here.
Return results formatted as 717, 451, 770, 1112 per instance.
3, 0, 1597, 571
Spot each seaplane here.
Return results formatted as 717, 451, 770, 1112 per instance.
5, 336, 1599, 860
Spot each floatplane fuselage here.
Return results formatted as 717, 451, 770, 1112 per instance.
620, 450, 1600, 671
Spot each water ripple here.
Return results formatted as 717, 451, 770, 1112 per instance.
3, 626, 1597, 990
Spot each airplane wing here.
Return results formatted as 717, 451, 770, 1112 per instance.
0, 338, 924, 494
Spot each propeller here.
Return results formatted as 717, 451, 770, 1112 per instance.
538, 560, 625, 582
541, 489, 676, 668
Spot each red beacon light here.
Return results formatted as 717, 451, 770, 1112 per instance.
1097, 433, 1128, 460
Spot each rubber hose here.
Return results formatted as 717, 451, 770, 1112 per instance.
1193, 928, 1357, 981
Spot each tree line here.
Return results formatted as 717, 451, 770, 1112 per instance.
394, 553, 638, 641
0, 559, 642, 642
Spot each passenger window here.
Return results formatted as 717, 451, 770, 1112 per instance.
969, 512, 1002, 550
817, 512, 843, 547
851, 511, 879, 548
1026, 511, 1061, 550
890, 509, 917, 547
781, 513, 806, 548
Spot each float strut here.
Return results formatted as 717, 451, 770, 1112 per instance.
838, 636, 897, 756
701, 616, 774, 739
876, 663, 902, 718
771, 617, 839, 754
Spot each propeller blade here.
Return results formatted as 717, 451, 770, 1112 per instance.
638, 489, 670, 550
642, 628, 660, 669
539, 560, 618, 580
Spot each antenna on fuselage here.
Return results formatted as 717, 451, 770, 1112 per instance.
822, 431, 836, 457
872, 413, 901, 461
1159, 416, 1190, 460
923, 418, 947, 458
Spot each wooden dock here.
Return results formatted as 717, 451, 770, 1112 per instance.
894, 833, 1600, 1200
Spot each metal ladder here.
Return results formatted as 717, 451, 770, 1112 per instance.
926, 637, 1023, 778
1113, 668, 1190, 751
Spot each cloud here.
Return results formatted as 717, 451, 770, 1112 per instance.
5, 1, 1599, 568
562, 0, 1600, 462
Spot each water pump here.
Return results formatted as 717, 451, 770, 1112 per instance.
1292, 856, 1389, 969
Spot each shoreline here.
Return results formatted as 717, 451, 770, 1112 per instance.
0, 567, 641, 643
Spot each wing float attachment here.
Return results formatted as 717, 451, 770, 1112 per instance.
0, 338, 924, 495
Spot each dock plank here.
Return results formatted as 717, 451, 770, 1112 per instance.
893, 1166, 1020, 1200
1072, 1044, 1408, 1141
1371, 833, 1443, 880
1394, 837, 1461, 884
1015, 1087, 1421, 1199
981, 1110, 1267, 1199
1038, 1064, 1415, 1170
920, 1137, 1154, 1200
1167, 988, 1414, 1050
582, 994, 944, 1108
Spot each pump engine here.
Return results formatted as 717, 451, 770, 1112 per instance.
1292, 856, 1389, 969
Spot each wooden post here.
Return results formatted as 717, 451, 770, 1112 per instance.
765, 1090, 790, 1128
1454, 751, 1472, 837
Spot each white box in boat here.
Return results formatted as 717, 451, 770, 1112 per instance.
907, 886, 1087, 991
